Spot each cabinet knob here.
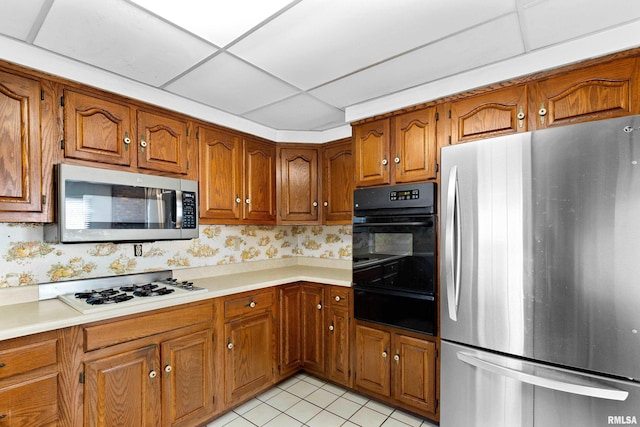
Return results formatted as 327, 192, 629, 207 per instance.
123, 132, 131, 145
538, 107, 547, 117
323, 201, 328, 207
394, 354, 400, 362
164, 365, 172, 373
382, 351, 388, 359
235, 196, 241, 204
140, 139, 148, 148
0, 414, 6, 420
249, 301, 256, 308
245, 198, 251, 204
334, 296, 341, 302
0, 363, 5, 368
149, 370, 157, 379
328, 324, 334, 331
381, 158, 388, 166
317, 303, 322, 310
227, 342, 234, 350
394, 157, 400, 164
313, 201, 318, 207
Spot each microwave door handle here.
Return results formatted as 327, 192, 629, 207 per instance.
445, 165, 461, 321
457, 351, 629, 402
176, 191, 183, 229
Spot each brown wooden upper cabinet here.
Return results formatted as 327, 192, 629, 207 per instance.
277, 145, 320, 224
322, 139, 353, 224
198, 125, 276, 224
354, 107, 437, 187
450, 57, 640, 144
63, 88, 191, 176
0, 70, 43, 220
450, 84, 529, 145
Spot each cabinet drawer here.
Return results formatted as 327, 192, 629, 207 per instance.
330, 287, 350, 308
0, 374, 58, 426
224, 290, 274, 319
0, 338, 57, 380
84, 301, 213, 351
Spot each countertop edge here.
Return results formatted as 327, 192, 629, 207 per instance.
0, 265, 352, 342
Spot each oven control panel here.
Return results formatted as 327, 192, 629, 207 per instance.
389, 189, 420, 201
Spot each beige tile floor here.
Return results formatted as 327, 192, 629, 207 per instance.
207, 372, 439, 427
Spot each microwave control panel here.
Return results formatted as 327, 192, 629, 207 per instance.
182, 192, 197, 229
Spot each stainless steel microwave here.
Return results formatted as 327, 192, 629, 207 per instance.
45, 164, 198, 243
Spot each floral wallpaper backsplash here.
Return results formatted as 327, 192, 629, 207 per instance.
0, 223, 352, 287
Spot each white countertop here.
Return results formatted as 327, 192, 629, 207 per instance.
0, 258, 352, 342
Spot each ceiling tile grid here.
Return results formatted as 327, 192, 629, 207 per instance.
0, 0, 639, 137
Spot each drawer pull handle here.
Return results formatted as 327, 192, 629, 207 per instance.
334, 296, 341, 302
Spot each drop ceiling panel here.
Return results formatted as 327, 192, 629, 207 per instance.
311, 14, 524, 108
521, 0, 640, 49
165, 53, 299, 115
33, 0, 217, 86
229, 0, 516, 90
129, 0, 296, 47
0, 0, 48, 40
245, 94, 344, 131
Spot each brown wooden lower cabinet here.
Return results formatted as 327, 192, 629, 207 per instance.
354, 322, 438, 419
0, 331, 59, 427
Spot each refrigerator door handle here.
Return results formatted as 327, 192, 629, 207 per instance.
457, 351, 629, 401
444, 165, 461, 321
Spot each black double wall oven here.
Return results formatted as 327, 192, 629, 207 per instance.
352, 182, 437, 335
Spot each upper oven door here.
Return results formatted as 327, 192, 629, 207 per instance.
353, 216, 436, 294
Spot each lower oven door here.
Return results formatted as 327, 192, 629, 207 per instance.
354, 285, 436, 335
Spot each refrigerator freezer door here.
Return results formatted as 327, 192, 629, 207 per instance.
440, 133, 534, 357
442, 341, 640, 427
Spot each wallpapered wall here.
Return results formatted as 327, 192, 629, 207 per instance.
0, 223, 352, 287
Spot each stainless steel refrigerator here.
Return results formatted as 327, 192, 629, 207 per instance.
440, 115, 640, 427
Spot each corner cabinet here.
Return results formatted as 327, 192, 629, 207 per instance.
353, 107, 438, 187
322, 139, 353, 224
277, 145, 320, 224
0, 69, 52, 222
198, 125, 276, 224
354, 323, 438, 419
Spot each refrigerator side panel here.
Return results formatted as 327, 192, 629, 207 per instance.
440, 133, 533, 356
531, 115, 640, 380
441, 341, 534, 427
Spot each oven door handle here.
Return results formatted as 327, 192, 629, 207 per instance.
444, 165, 461, 321
353, 284, 435, 301
352, 221, 434, 227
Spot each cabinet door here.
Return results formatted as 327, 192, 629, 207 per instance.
85, 345, 161, 427
392, 334, 437, 414
394, 108, 438, 182
450, 85, 528, 145
244, 139, 276, 223
0, 71, 42, 215
224, 312, 274, 405
531, 57, 640, 129
278, 284, 302, 379
0, 374, 58, 427
301, 284, 325, 375
63, 89, 134, 166
354, 118, 391, 187
354, 325, 390, 397
322, 139, 353, 224
327, 306, 351, 386
161, 330, 214, 427
278, 146, 319, 223
198, 126, 242, 221
137, 110, 189, 174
